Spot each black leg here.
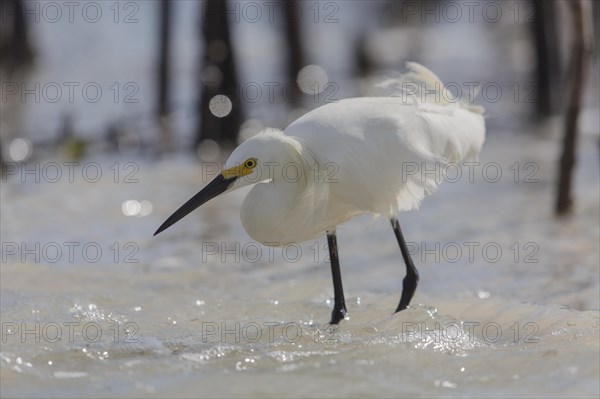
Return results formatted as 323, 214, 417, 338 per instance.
390, 217, 419, 312
327, 230, 347, 324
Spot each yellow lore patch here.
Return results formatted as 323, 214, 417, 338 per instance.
221, 159, 256, 179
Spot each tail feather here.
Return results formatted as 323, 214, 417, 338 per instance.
377, 62, 485, 114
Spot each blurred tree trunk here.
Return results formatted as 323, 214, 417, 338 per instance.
157, 0, 171, 119
282, 0, 304, 107
532, 0, 561, 117
0, 0, 33, 75
0, 0, 33, 173
157, 0, 172, 150
196, 0, 242, 147
556, 0, 594, 215
354, 34, 372, 78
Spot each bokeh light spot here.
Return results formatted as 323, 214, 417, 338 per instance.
122, 200, 141, 216
122, 200, 153, 217
209, 95, 232, 118
297, 65, 329, 94
9, 138, 32, 162
197, 139, 220, 162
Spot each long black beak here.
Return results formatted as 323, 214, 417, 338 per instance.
154, 174, 236, 236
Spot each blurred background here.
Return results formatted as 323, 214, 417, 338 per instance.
1, 0, 597, 162
1, 1, 599, 398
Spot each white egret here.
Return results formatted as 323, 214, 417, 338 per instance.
155, 63, 486, 324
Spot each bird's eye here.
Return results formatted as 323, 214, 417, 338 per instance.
245, 159, 256, 168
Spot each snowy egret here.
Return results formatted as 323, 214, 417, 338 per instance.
155, 63, 486, 324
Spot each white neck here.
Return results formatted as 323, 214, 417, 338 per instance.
240, 137, 354, 245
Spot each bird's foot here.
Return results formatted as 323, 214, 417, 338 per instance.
394, 273, 418, 313
329, 305, 347, 325
394, 303, 408, 313
394, 293, 414, 313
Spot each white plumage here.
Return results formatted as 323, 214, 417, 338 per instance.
154, 62, 486, 323
225, 63, 485, 245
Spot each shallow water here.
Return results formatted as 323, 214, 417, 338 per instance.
1, 130, 599, 397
